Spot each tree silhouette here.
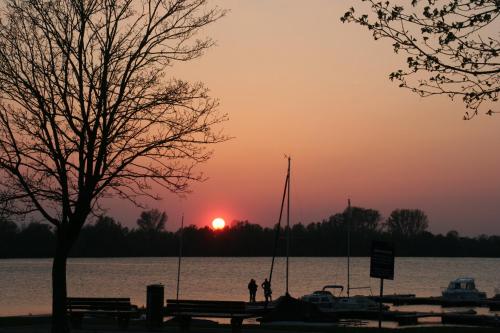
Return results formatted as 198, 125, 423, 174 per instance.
2, 213, 500, 257
0, 217, 18, 258
347, 206, 383, 233
17, 222, 55, 257
0, 0, 225, 331
342, 0, 499, 119
385, 209, 429, 238
73, 215, 129, 257
136, 209, 167, 233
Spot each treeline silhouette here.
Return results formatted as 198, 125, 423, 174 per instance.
1, 207, 499, 258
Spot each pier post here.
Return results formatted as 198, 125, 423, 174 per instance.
146, 284, 164, 329
378, 278, 384, 329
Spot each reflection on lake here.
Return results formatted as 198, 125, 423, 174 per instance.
0, 257, 499, 316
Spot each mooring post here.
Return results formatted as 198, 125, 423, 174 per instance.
379, 278, 384, 329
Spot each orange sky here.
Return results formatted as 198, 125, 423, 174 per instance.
106, 1, 500, 236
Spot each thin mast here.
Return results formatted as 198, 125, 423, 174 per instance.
176, 214, 184, 301
347, 198, 351, 298
285, 156, 291, 296
269, 167, 289, 285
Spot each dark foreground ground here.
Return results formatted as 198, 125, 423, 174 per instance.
1, 325, 499, 333
0, 316, 499, 333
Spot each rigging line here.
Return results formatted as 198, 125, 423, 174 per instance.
269, 167, 289, 286
176, 213, 184, 301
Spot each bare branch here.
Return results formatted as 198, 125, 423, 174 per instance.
342, 0, 499, 118
0, 0, 227, 227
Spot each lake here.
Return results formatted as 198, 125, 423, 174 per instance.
0, 257, 499, 316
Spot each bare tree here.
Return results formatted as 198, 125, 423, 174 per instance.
342, 0, 499, 119
344, 206, 382, 233
385, 209, 429, 237
136, 208, 167, 232
0, 0, 226, 331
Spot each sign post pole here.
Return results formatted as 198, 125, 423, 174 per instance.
370, 240, 395, 331
378, 278, 384, 328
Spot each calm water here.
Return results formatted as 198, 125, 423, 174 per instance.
0, 257, 499, 316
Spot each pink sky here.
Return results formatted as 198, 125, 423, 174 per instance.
105, 1, 500, 236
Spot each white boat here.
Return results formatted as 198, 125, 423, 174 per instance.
441, 277, 486, 300
300, 285, 388, 312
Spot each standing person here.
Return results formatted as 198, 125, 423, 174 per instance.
247, 279, 258, 302
261, 278, 272, 303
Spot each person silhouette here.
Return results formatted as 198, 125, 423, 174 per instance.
261, 278, 272, 303
247, 279, 258, 302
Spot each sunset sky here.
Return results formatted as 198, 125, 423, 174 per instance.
106, 1, 500, 236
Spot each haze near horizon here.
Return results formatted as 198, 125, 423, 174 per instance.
104, 0, 500, 236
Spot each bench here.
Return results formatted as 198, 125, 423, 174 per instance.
165, 299, 250, 333
66, 297, 137, 329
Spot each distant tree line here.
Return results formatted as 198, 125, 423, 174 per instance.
1, 207, 499, 258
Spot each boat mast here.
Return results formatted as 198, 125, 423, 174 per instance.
285, 156, 291, 296
268, 161, 289, 287
176, 214, 184, 301
347, 198, 351, 298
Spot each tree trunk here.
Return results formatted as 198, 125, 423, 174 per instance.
51, 233, 70, 333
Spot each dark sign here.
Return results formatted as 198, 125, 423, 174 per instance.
370, 241, 395, 280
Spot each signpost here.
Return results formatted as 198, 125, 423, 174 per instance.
370, 241, 395, 329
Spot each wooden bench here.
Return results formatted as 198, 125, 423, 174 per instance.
165, 299, 250, 333
66, 297, 137, 329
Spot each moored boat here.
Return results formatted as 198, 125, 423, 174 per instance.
300, 285, 388, 312
442, 277, 486, 300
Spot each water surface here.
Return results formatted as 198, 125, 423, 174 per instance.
0, 257, 499, 316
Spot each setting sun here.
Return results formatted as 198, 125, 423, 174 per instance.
211, 217, 226, 230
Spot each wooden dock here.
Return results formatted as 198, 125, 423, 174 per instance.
370, 295, 500, 310
162, 297, 500, 330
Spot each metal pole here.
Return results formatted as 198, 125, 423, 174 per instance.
176, 214, 184, 301
285, 156, 291, 296
379, 278, 384, 329
347, 198, 351, 298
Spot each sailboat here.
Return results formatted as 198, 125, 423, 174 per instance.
259, 160, 341, 322
300, 285, 386, 313
267, 156, 292, 301
299, 199, 388, 313
246, 157, 291, 314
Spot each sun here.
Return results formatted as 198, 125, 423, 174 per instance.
211, 217, 226, 230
